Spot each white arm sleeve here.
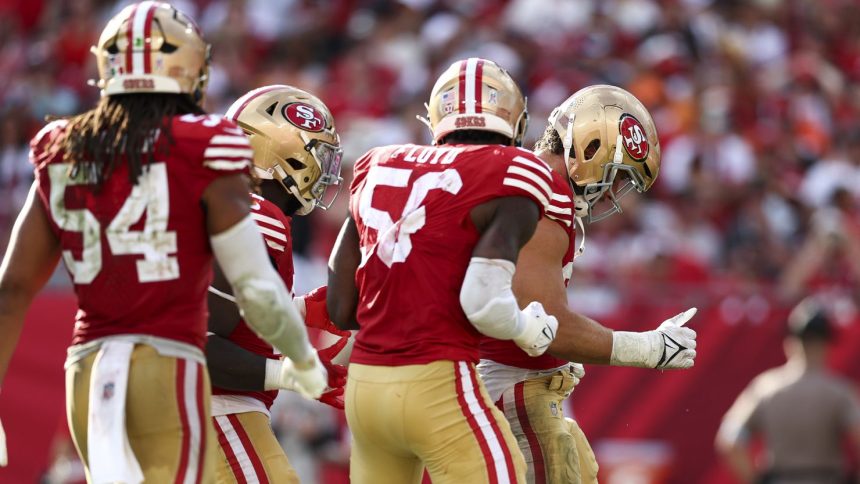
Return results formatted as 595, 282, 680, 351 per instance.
210, 216, 313, 364
459, 257, 527, 340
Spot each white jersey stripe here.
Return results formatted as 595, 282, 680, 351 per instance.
546, 214, 572, 227
214, 416, 261, 484
204, 160, 250, 171
551, 193, 572, 203
209, 135, 250, 146
265, 239, 285, 252
507, 166, 552, 198
503, 178, 550, 208
258, 225, 287, 242
182, 362, 201, 484
512, 156, 553, 181
464, 58, 479, 114
458, 362, 511, 484
547, 206, 573, 216
131, 2, 154, 74
204, 147, 254, 159
250, 212, 286, 229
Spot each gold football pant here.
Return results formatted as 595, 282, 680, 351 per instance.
495, 369, 598, 484
65, 344, 216, 483
213, 411, 299, 484
346, 361, 526, 484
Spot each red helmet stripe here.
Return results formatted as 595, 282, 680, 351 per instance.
124, 3, 138, 74
474, 59, 484, 114
142, 3, 157, 73
458, 60, 468, 114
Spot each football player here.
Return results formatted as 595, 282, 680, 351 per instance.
206, 85, 350, 483
327, 57, 559, 484
478, 85, 699, 484
0, 3, 326, 481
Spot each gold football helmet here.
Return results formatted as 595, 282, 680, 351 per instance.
422, 58, 528, 146
226, 85, 343, 215
92, 1, 210, 102
548, 85, 660, 222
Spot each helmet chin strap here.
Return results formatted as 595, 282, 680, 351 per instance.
288, 185, 315, 216
273, 164, 315, 216
416, 103, 435, 144
573, 215, 586, 259
562, 112, 575, 171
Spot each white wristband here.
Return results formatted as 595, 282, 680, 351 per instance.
610, 331, 659, 368
264, 358, 296, 391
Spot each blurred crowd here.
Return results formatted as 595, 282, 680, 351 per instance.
3, 0, 860, 481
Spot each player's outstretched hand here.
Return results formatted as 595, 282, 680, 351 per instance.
514, 301, 559, 357
654, 308, 697, 369
610, 307, 698, 369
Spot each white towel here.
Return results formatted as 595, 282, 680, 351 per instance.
86, 341, 144, 484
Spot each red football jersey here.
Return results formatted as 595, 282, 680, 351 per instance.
30, 114, 253, 350
211, 194, 293, 409
479, 170, 575, 370
348, 143, 553, 366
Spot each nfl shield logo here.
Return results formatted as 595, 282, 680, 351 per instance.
102, 382, 115, 400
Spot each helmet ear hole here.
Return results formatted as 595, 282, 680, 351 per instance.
106, 42, 120, 55
286, 158, 306, 171
160, 42, 178, 53
585, 139, 601, 160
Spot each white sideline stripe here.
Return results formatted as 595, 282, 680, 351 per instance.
215, 416, 261, 484
551, 193, 572, 203
182, 362, 201, 484
131, 2, 155, 74
458, 362, 511, 484
265, 239, 285, 252
251, 212, 285, 229
204, 160, 250, 170
507, 166, 552, 198
204, 148, 254, 158
209, 135, 250, 146
464, 58, 479, 114
512, 156, 553, 180
503, 178, 550, 208
258, 225, 287, 242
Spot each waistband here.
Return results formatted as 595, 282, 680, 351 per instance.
65, 334, 205, 369
348, 360, 471, 383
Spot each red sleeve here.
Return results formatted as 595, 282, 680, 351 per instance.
171, 115, 254, 202
349, 147, 377, 196
194, 116, 253, 178
546, 171, 575, 229
29, 120, 69, 235
496, 147, 553, 216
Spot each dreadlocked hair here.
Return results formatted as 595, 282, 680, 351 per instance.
533, 123, 564, 155
56, 94, 204, 189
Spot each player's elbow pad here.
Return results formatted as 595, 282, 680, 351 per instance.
459, 258, 526, 340
210, 216, 312, 363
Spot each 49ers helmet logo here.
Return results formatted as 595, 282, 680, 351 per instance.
619, 113, 649, 161
283, 102, 325, 132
